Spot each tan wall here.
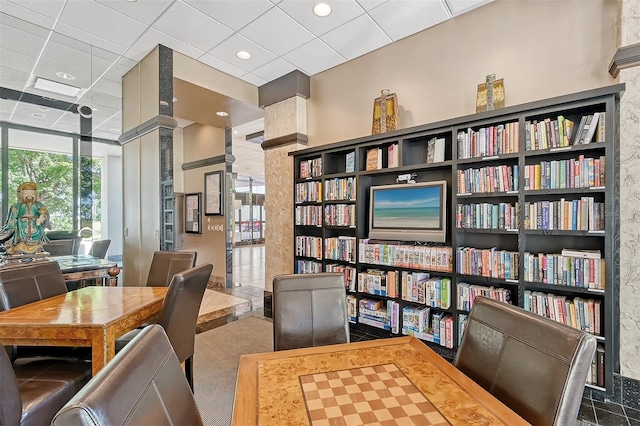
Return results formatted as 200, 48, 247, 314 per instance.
307, 0, 619, 146
181, 123, 227, 278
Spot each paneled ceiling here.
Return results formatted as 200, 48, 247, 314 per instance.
0, 0, 492, 180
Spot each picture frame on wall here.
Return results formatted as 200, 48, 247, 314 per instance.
185, 192, 202, 234
204, 171, 223, 216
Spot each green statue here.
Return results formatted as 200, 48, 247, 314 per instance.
0, 182, 50, 255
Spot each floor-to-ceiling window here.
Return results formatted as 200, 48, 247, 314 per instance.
233, 175, 265, 246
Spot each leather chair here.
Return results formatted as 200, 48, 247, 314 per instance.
454, 296, 597, 426
116, 263, 213, 391
87, 239, 110, 259
52, 325, 204, 426
43, 238, 78, 256
1, 340, 91, 426
272, 272, 350, 351
146, 250, 197, 287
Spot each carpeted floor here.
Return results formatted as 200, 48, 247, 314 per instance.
193, 315, 273, 426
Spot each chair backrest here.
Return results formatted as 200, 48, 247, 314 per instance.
87, 239, 111, 259
0, 338, 22, 425
272, 272, 350, 351
43, 238, 79, 256
146, 250, 197, 287
159, 263, 213, 363
52, 325, 204, 426
0, 261, 68, 311
454, 296, 597, 426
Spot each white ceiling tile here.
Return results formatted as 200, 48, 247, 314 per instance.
152, 1, 234, 53
184, 0, 274, 31
239, 73, 267, 87
239, 7, 314, 56
81, 91, 121, 110
321, 14, 391, 60
103, 57, 138, 82
95, 0, 174, 25
277, 0, 365, 36
1, 1, 62, 30
207, 33, 277, 72
356, 0, 389, 11
91, 78, 121, 98
198, 54, 246, 79
122, 49, 145, 62
250, 58, 296, 82
58, 1, 148, 49
130, 28, 205, 60
0, 47, 38, 74
0, 20, 48, 57
55, 22, 128, 56
33, 59, 91, 90
368, 0, 450, 41
446, 0, 493, 15
0, 66, 31, 89
0, 12, 51, 37
282, 39, 345, 75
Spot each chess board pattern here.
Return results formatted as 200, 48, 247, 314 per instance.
299, 363, 450, 426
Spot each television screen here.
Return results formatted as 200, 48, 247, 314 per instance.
369, 180, 447, 242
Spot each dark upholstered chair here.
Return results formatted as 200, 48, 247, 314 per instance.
272, 272, 350, 351
146, 250, 197, 287
1, 341, 91, 426
454, 296, 597, 426
116, 263, 213, 391
43, 238, 79, 256
52, 325, 203, 426
87, 239, 110, 259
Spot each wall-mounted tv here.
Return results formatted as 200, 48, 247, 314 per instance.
368, 180, 447, 243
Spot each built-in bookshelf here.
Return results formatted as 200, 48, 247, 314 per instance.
291, 84, 623, 396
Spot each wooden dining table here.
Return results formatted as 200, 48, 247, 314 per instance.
0, 286, 167, 376
233, 336, 529, 425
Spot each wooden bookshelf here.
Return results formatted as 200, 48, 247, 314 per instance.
291, 84, 623, 396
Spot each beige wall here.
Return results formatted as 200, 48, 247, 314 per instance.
181, 123, 227, 278
307, 0, 619, 146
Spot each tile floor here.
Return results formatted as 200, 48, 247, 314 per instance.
202, 244, 637, 425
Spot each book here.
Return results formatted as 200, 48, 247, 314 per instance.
581, 112, 600, 144
366, 147, 382, 171
561, 249, 601, 259
345, 151, 355, 173
426, 137, 445, 163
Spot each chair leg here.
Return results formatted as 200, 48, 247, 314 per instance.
185, 355, 194, 392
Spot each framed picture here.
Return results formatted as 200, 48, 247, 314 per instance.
204, 171, 223, 216
185, 192, 202, 234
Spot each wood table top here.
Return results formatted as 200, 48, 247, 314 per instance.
0, 286, 167, 326
233, 336, 529, 426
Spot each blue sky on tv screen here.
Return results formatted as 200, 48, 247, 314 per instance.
374, 186, 441, 208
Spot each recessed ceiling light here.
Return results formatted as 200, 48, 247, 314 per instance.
236, 51, 251, 60
37, 106, 50, 112
313, 2, 332, 17
56, 71, 75, 80
34, 77, 81, 97
216, 111, 229, 117
31, 113, 46, 118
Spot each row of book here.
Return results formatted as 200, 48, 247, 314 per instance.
457, 164, 519, 194
588, 344, 606, 388
358, 298, 391, 331
523, 198, 605, 231
295, 205, 322, 226
456, 247, 519, 280
400, 274, 451, 309
295, 181, 322, 203
295, 236, 322, 259
523, 155, 605, 190
426, 137, 445, 163
526, 115, 575, 150
299, 157, 322, 178
402, 305, 430, 333
456, 202, 518, 230
358, 269, 397, 297
523, 290, 602, 335
324, 177, 356, 201
402, 311, 454, 349
358, 240, 453, 272
324, 236, 356, 263
523, 249, 605, 290
324, 204, 356, 227
456, 122, 520, 159
456, 282, 512, 312
326, 264, 357, 291
295, 260, 322, 274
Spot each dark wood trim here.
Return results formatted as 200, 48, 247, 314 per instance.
118, 115, 177, 145
181, 154, 234, 170
262, 132, 308, 150
609, 42, 640, 78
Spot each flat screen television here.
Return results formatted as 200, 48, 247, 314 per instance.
368, 180, 447, 243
